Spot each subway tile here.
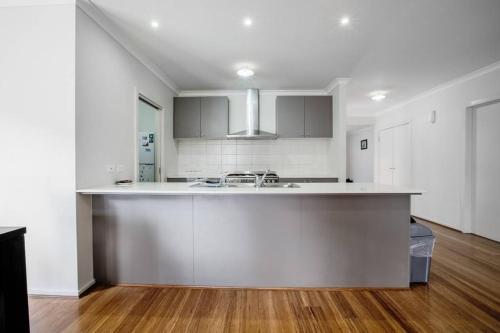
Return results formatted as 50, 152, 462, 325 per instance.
177, 155, 191, 165
236, 155, 252, 165
236, 139, 253, 145
237, 144, 253, 155
221, 145, 237, 155
221, 155, 236, 164
221, 164, 237, 173
253, 144, 272, 155
190, 144, 206, 155
174, 138, 331, 178
252, 155, 271, 165
252, 164, 270, 171
206, 154, 221, 165
206, 144, 221, 155
236, 164, 252, 171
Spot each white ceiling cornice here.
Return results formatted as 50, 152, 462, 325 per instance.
178, 90, 247, 97
0, 0, 74, 6
325, 78, 351, 95
178, 86, 348, 97
260, 89, 327, 96
76, 0, 180, 94
376, 60, 500, 117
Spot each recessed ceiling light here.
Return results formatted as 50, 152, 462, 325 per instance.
371, 94, 386, 101
339, 16, 350, 26
150, 20, 159, 29
237, 68, 254, 77
243, 17, 253, 27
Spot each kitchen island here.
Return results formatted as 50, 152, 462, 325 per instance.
78, 183, 422, 288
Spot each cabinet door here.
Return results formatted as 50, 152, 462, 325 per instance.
174, 97, 200, 138
305, 96, 332, 138
276, 96, 305, 137
201, 97, 229, 138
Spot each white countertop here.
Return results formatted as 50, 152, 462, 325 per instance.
77, 182, 423, 195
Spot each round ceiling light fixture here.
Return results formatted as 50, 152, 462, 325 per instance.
339, 16, 350, 26
243, 17, 253, 27
237, 68, 255, 77
371, 94, 387, 101
150, 20, 159, 29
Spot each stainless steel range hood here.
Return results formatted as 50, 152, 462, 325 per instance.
226, 89, 278, 140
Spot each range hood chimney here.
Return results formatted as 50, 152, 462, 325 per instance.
226, 89, 278, 140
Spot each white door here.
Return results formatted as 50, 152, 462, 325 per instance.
474, 101, 500, 242
392, 123, 411, 186
378, 123, 411, 186
379, 128, 394, 185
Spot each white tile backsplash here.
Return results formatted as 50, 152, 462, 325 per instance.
221, 144, 237, 155
175, 139, 333, 177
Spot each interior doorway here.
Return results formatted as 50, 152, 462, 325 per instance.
378, 123, 411, 186
137, 94, 163, 182
471, 99, 500, 241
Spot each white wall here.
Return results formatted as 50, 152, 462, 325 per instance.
375, 62, 500, 231
75, 6, 177, 290
76, 7, 177, 188
347, 127, 374, 182
0, 4, 78, 295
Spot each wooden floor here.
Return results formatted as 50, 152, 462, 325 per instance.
29, 219, 500, 332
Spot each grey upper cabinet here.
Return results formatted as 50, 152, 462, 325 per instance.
174, 96, 229, 139
276, 96, 305, 138
305, 96, 332, 138
200, 97, 229, 138
174, 97, 200, 138
276, 96, 332, 138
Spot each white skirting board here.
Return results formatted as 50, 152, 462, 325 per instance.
28, 279, 95, 297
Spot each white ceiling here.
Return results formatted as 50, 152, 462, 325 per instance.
90, 0, 500, 116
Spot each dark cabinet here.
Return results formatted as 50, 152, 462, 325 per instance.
174, 97, 201, 138
174, 97, 228, 139
276, 96, 332, 138
201, 97, 229, 138
0, 227, 29, 333
276, 96, 305, 138
305, 96, 332, 138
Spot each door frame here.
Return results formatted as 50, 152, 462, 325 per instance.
376, 121, 412, 185
133, 88, 165, 182
464, 96, 500, 233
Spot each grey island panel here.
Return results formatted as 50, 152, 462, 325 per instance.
92, 194, 411, 288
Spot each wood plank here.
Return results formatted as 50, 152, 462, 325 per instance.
29, 218, 500, 332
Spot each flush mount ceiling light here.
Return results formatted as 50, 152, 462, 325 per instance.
371, 94, 387, 101
237, 68, 254, 77
150, 20, 159, 29
339, 16, 350, 26
243, 17, 253, 27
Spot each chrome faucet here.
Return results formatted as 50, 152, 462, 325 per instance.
254, 169, 270, 188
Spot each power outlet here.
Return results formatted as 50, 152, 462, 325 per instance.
116, 164, 124, 172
